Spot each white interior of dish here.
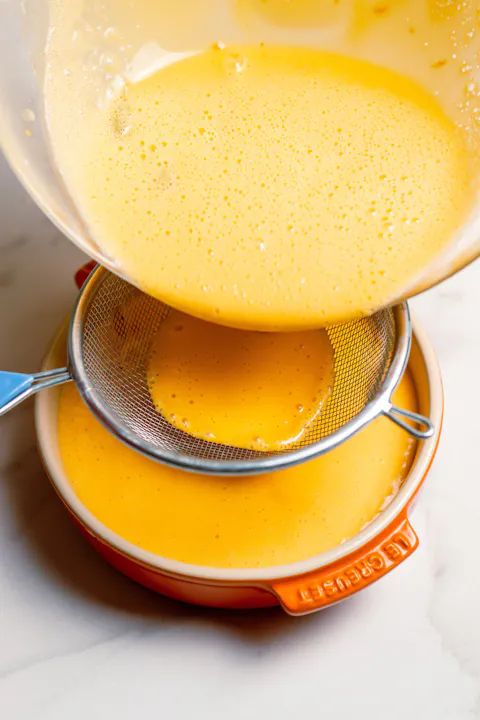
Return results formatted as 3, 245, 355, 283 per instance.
35, 317, 443, 584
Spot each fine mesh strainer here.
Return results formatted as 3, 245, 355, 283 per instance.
0, 266, 434, 476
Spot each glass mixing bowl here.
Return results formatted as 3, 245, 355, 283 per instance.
0, 0, 479, 303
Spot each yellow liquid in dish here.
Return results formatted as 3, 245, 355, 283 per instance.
45, 37, 471, 329
147, 310, 334, 450
58, 371, 417, 568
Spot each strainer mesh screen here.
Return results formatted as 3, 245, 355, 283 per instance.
79, 272, 396, 463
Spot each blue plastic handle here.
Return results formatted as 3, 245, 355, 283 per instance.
0, 372, 34, 410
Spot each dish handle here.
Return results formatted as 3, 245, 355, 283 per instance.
75, 261, 97, 290
271, 513, 418, 616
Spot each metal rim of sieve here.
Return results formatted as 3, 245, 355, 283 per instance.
67, 266, 433, 476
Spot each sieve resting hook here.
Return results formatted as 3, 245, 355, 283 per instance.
382, 404, 434, 440
0, 368, 71, 416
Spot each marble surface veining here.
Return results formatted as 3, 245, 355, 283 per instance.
0, 153, 479, 720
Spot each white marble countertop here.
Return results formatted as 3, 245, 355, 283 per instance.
0, 151, 479, 720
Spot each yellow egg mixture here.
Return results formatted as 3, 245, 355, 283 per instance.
45, 1, 472, 329
46, 1, 448, 567
147, 310, 334, 450
58, 370, 417, 568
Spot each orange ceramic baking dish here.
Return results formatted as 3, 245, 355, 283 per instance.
35, 307, 442, 616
